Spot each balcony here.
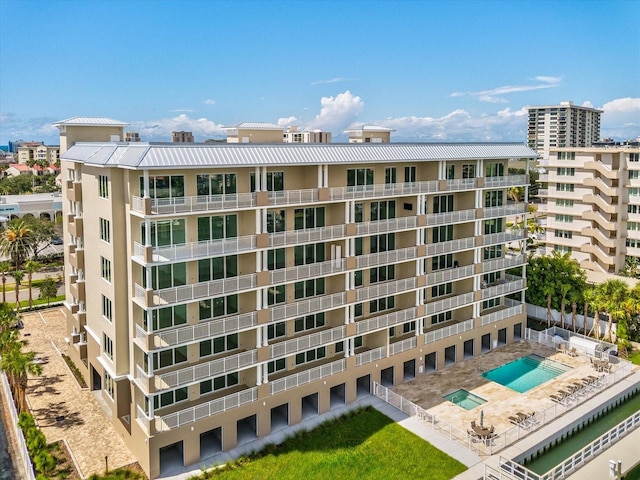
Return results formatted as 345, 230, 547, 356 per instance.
269, 259, 346, 285
481, 254, 526, 273
355, 346, 386, 366
583, 194, 617, 214
329, 181, 439, 202
355, 216, 417, 236
481, 274, 525, 299
580, 243, 617, 265
66, 181, 82, 202
270, 292, 346, 322
133, 236, 256, 264
425, 264, 475, 286
482, 231, 526, 246
484, 203, 527, 219
270, 359, 346, 395
584, 161, 619, 180
355, 278, 417, 302
425, 291, 475, 316
131, 194, 256, 216
388, 336, 417, 355
156, 387, 258, 432
270, 225, 345, 247
424, 318, 474, 344
484, 175, 527, 188
356, 307, 419, 335
269, 326, 346, 358
426, 209, 476, 226
584, 177, 618, 197
268, 189, 318, 206
479, 300, 524, 326
580, 227, 617, 249
425, 237, 475, 256
355, 247, 417, 269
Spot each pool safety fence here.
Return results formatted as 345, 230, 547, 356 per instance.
372, 331, 633, 457
0, 369, 36, 480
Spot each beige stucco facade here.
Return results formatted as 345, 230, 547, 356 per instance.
17, 144, 60, 164
60, 126, 534, 478
540, 146, 640, 273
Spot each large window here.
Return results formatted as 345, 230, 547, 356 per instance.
267, 285, 286, 305
145, 305, 187, 331
404, 166, 416, 183
267, 210, 286, 233
294, 312, 325, 332
251, 171, 284, 192
555, 214, 573, 223
295, 278, 325, 299
153, 346, 188, 369
482, 298, 501, 309
484, 190, 504, 208
200, 333, 239, 357
483, 245, 503, 260
197, 173, 237, 195
371, 200, 396, 220
268, 248, 286, 270
268, 321, 287, 340
385, 167, 397, 184
102, 295, 112, 322
558, 167, 575, 176
104, 372, 114, 399
145, 263, 187, 289
141, 175, 184, 199
555, 230, 573, 239
267, 359, 286, 374
295, 207, 325, 229
103, 334, 113, 361
432, 254, 453, 271
142, 219, 186, 247
199, 295, 238, 320
100, 218, 110, 243
431, 282, 453, 298
295, 347, 326, 366
347, 168, 374, 187
558, 152, 576, 160
556, 199, 574, 208
432, 225, 453, 243
432, 311, 452, 325
485, 163, 504, 177
200, 373, 238, 394
446, 165, 455, 180
99, 175, 109, 198
198, 255, 238, 282
370, 265, 395, 283
154, 387, 188, 409
354, 203, 364, 223
556, 183, 575, 192
197, 215, 237, 241
370, 296, 395, 314
462, 164, 475, 178
370, 233, 395, 253
101, 257, 111, 282
484, 218, 503, 235
294, 243, 325, 265
433, 195, 454, 214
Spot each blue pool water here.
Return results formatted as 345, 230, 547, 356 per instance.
482, 354, 571, 393
443, 389, 487, 410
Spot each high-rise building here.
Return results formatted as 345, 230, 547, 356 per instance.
59, 119, 535, 477
540, 145, 640, 273
17, 143, 60, 165
527, 101, 602, 158
172, 131, 195, 143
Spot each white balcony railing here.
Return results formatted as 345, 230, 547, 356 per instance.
482, 231, 526, 246
329, 181, 440, 201
270, 292, 346, 322
133, 236, 256, 263
269, 359, 346, 395
425, 265, 475, 286
148, 274, 257, 306
484, 203, 527, 218
484, 175, 527, 188
355, 247, 417, 269
425, 237, 476, 257
355, 216, 417, 236
356, 278, 417, 302
269, 259, 345, 284
355, 346, 386, 366
426, 209, 476, 226
269, 225, 345, 247
268, 189, 318, 205
446, 178, 478, 191
481, 275, 525, 300
425, 319, 474, 344
356, 307, 418, 335
425, 292, 475, 316
388, 337, 417, 355
480, 303, 524, 326
131, 194, 256, 215
269, 326, 346, 358
481, 255, 526, 273
154, 312, 258, 347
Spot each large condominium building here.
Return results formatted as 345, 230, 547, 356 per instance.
17, 142, 60, 165
540, 145, 640, 273
60, 120, 535, 478
172, 131, 195, 143
527, 101, 602, 158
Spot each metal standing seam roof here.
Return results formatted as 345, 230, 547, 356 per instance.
52, 117, 130, 127
61, 142, 538, 169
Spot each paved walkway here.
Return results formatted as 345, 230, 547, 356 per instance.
21, 308, 137, 477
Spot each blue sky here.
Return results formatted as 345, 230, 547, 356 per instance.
1, 0, 639, 145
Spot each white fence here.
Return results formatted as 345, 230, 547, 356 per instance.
0, 371, 36, 480
526, 303, 613, 338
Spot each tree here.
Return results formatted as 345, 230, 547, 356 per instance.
12, 270, 24, 311
621, 256, 640, 279
38, 276, 58, 306
21, 217, 56, 260
598, 279, 629, 342
0, 219, 34, 269
542, 283, 555, 328
0, 260, 10, 304
24, 260, 40, 309
559, 283, 572, 328
568, 289, 582, 333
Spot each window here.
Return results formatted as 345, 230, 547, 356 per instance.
433, 195, 454, 214
557, 167, 575, 176
432, 225, 454, 243
628, 222, 640, 231
102, 295, 112, 322
199, 294, 238, 320
141, 175, 184, 199
404, 166, 416, 182
432, 311, 452, 325
555, 230, 573, 239
484, 218, 503, 234
197, 173, 237, 195
295, 347, 326, 365
385, 167, 397, 184
294, 313, 325, 332
153, 346, 188, 369
354, 270, 364, 287
630, 153, 640, 162
294, 278, 325, 299
146, 305, 187, 331
431, 283, 452, 298
369, 296, 395, 313
99, 175, 109, 198
446, 165, 455, 179
483, 272, 501, 285
145, 263, 187, 289
626, 239, 640, 248
554, 245, 572, 253
484, 191, 504, 208
556, 183, 575, 192
267, 210, 286, 233
154, 387, 188, 409
267, 359, 286, 374
268, 248, 286, 270
483, 245, 503, 260
347, 168, 374, 187
482, 298, 501, 309
629, 205, 640, 214
99, 218, 110, 243
432, 254, 453, 271
370, 265, 395, 283
556, 199, 574, 208
354, 303, 363, 317
371, 200, 396, 220
485, 163, 504, 177
103, 334, 113, 361
142, 219, 186, 247
101, 257, 111, 282
250, 171, 284, 192
197, 215, 237, 241
462, 164, 475, 179
267, 285, 286, 305
104, 372, 114, 399
200, 333, 239, 358
370, 233, 395, 253
198, 255, 238, 282
335, 341, 344, 353
403, 321, 416, 334
558, 152, 576, 160
354, 237, 363, 256
200, 373, 239, 394
295, 207, 325, 229
268, 322, 286, 340
354, 203, 364, 223
555, 214, 573, 223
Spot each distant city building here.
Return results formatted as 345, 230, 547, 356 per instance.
527, 101, 602, 159
17, 143, 60, 165
540, 145, 640, 274
126, 132, 141, 142
53, 117, 129, 154
172, 131, 195, 143
0, 192, 62, 222
223, 122, 284, 143
344, 125, 395, 143
283, 126, 332, 143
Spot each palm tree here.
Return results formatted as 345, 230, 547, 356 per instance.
568, 289, 582, 333
0, 220, 34, 270
542, 283, 556, 328
584, 287, 603, 339
559, 283, 572, 328
0, 260, 10, 304
23, 260, 40, 309
599, 279, 629, 342
12, 270, 24, 311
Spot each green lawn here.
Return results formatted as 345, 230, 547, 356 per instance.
195, 407, 466, 480
629, 350, 640, 366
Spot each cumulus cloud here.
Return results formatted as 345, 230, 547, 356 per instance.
310, 77, 350, 86
172, 108, 196, 113
600, 97, 640, 140
277, 116, 298, 127
204, 99, 216, 105
306, 90, 364, 132
130, 114, 226, 142
452, 76, 561, 103
0, 113, 59, 144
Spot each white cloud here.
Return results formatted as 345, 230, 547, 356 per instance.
130, 114, 226, 142
601, 97, 640, 113
305, 90, 364, 132
204, 99, 216, 105
172, 108, 196, 113
582, 101, 594, 108
310, 77, 349, 86
277, 116, 298, 127
0, 113, 59, 144
451, 76, 561, 103
600, 97, 640, 140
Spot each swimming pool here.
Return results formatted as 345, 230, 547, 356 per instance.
443, 389, 487, 410
481, 354, 571, 393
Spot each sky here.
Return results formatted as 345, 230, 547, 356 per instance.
1, 0, 639, 146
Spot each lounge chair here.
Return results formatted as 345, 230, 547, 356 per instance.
509, 415, 522, 425
557, 344, 567, 354
569, 347, 578, 357
550, 394, 563, 403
